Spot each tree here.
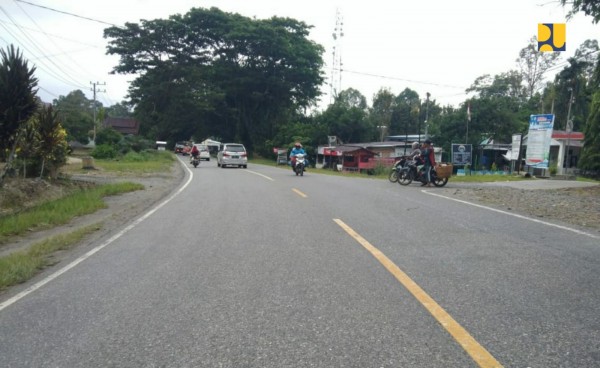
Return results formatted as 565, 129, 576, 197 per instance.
0, 45, 38, 184
370, 88, 395, 141
104, 7, 325, 152
318, 88, 371, 143
516, 36, 561, 99
579, 53, 600, 171
560, 0, 600, 23
105, 101, 133, 118
391, 88, 420, 138
53, 90, 94, 144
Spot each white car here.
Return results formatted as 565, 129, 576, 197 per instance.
191, 144, 210, 161
217, 143, 247, 168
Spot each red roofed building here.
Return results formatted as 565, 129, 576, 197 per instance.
102, 117, 140, 135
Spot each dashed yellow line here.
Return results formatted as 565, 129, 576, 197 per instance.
333, 218, 503, 368
292, 188, 307, 198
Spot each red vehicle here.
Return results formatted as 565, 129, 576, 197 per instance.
175, 141, 192, 155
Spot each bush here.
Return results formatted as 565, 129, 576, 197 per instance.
91, 144, 118, 159
95, 128, 123, 146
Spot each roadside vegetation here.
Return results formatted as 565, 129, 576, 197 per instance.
0, 181, 143, 243
0, 223, 101, 290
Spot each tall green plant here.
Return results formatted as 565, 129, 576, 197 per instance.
0, 45, 38, 184
36, 105, 68, 179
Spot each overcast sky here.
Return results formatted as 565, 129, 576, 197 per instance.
1, 0, 599, 111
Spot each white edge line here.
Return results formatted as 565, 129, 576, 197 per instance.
245, 169, 274, 181
0, 159, 194, 312
422, 189, 600, 240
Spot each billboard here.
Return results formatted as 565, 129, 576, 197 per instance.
451, 144, 472, 166
525, 114, 554, 169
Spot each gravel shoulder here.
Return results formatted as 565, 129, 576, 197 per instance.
434, 180, 600, 233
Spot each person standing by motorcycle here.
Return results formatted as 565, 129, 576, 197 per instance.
290, 142, 306, 172
420, 139, 436, 187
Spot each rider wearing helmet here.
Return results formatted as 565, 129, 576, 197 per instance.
290, 142, 306, 172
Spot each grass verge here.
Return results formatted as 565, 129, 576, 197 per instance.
94, 150, 175, 174
0, 182, 143, 243
0, 223, 102, 290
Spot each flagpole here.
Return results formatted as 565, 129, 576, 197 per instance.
466, 103, 470, 143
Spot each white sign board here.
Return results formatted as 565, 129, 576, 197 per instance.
525, 114, 554, 169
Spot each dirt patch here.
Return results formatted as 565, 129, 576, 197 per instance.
436, 184, 600, 231
0, 161, 186, 258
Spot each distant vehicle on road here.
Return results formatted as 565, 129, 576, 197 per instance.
217, 143, 247, 168
175, 141, 192, 155
193, 144, 210, 161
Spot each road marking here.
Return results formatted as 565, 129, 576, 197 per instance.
292, 188, 308, 198
422, 190, 600, 240
245, 169, 274, 181
333, 218, 503, 368
0, 160, 195, 313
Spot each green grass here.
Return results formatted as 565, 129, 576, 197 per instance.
0, 223, 101, 290
0, 182, 143, 242
94, 150, 175, 174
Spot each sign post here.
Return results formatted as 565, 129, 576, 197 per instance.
525, 114, 554, 170
451, 144, 472, 176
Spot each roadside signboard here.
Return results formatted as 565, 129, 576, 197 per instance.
525, 114, 554, 168
511, 134, 521, 160
451, 144, 472, 166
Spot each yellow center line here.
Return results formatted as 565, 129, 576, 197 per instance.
292, 188, 307, 198
333, 218, 503, 368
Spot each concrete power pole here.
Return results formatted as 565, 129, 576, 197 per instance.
90, 81, 106, 143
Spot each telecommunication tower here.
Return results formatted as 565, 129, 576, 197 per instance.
330, 9, 343, 104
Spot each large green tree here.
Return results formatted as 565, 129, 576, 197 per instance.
560, 0, 600, 23
104, 7, 325, 153
53, 90, 94, 144
579, 52, 600, 171
317, 88, 372, 144
0, 45, 38, 184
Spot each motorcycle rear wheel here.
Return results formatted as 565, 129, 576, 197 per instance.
433, 177, 448, 187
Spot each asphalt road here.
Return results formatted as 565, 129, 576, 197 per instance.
0, 159, 598, 367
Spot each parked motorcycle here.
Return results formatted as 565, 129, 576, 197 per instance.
293, 154, 306, 176
397, 161, 449, 187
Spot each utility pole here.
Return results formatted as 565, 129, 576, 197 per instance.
565, 87, 575, 171
90, 81, 106, 143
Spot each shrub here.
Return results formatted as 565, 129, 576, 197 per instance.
95, 127, 123, 146
91, 144, 118, 159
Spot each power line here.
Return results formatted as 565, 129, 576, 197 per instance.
339, 68, 468, 90
15, 0, 122, 28
0, 6, 87, 89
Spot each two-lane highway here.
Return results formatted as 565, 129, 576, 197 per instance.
1, 158, 598, 367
